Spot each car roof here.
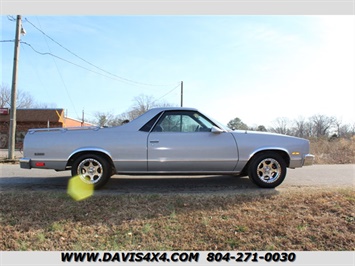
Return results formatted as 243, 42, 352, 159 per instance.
148, 107, 198, 112
115, 107, 199, 131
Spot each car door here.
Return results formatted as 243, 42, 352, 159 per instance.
147, 111, 238, 172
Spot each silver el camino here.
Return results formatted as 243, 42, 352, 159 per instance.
20, 107, 314, 189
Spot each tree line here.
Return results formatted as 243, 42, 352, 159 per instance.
228, 115, 355, 139
95, 97, 355, 140
1, 84, 354, 139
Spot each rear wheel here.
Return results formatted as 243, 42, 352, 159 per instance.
71, 154, 111, 189
248, 152, 287, 188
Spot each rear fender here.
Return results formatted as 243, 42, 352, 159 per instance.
67, 148, 115, 173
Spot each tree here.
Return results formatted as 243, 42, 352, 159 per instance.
270, 117, 291, 135
291, 117, 313, 138
256, 125, 267, 132
310, 114, 336, 137
0, 85, 10, 108
0, 84, 35, 108
123, 94, 172, 121
92, 111, 125, 127
329, 119, 355, 139
91, 94, 173, 126
248, 125, 267, 132
123, 94, 156, 121
227, 117, 248, 130
0, 84, 55, 109
93, 112, 112, 127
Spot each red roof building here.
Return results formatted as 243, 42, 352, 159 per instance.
0, 108, 94, 149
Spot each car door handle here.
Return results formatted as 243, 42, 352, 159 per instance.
150, 140, 159, 144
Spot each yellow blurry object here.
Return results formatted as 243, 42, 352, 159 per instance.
67, 175, 94, 201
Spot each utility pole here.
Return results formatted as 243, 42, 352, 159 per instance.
81, 109, 84, 126
180, 81, 183, 107
8, 15, 22, 160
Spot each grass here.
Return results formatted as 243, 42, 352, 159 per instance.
310, 136, 355, 164
1, 138, 354, 251
1, 188, 354, 251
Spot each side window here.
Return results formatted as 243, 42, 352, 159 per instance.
159, 114, 182, 132
152, 111, 216, 133
158, 115, 198, 132
139, 113, 163, 132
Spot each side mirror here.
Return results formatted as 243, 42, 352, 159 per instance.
211, 126, 225, 134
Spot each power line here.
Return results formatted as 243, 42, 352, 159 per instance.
20, 41, 182, 106
24, 17, 174, 87
20, 41, 145, 83
4, 40, 127, 83
22, 40, 181, 93
154, 83, 181, 103
33, 16, 78, 117
7, 16, 16, 22
4, 17, 185, 111
6, 40, 182, 107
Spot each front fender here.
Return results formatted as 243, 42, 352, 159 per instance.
249, 147, 290, 162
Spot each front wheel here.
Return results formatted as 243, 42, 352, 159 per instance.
248, 152, 287, 188
71, 154, 111, 189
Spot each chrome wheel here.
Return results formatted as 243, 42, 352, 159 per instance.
77, 158, 104, 184
256, 158, 282, 183
248, 152, 287, 188
71, 154, 112, 189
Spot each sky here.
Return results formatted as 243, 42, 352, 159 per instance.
1, 15, 354, 127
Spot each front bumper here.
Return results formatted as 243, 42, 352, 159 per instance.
303, 154, 315, 166
19, 158, 31, 169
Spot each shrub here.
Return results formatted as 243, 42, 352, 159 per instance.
310, 136, 355, 164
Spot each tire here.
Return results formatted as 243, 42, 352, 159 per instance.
71, 154, 111, 189
248, 152, 287, 188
